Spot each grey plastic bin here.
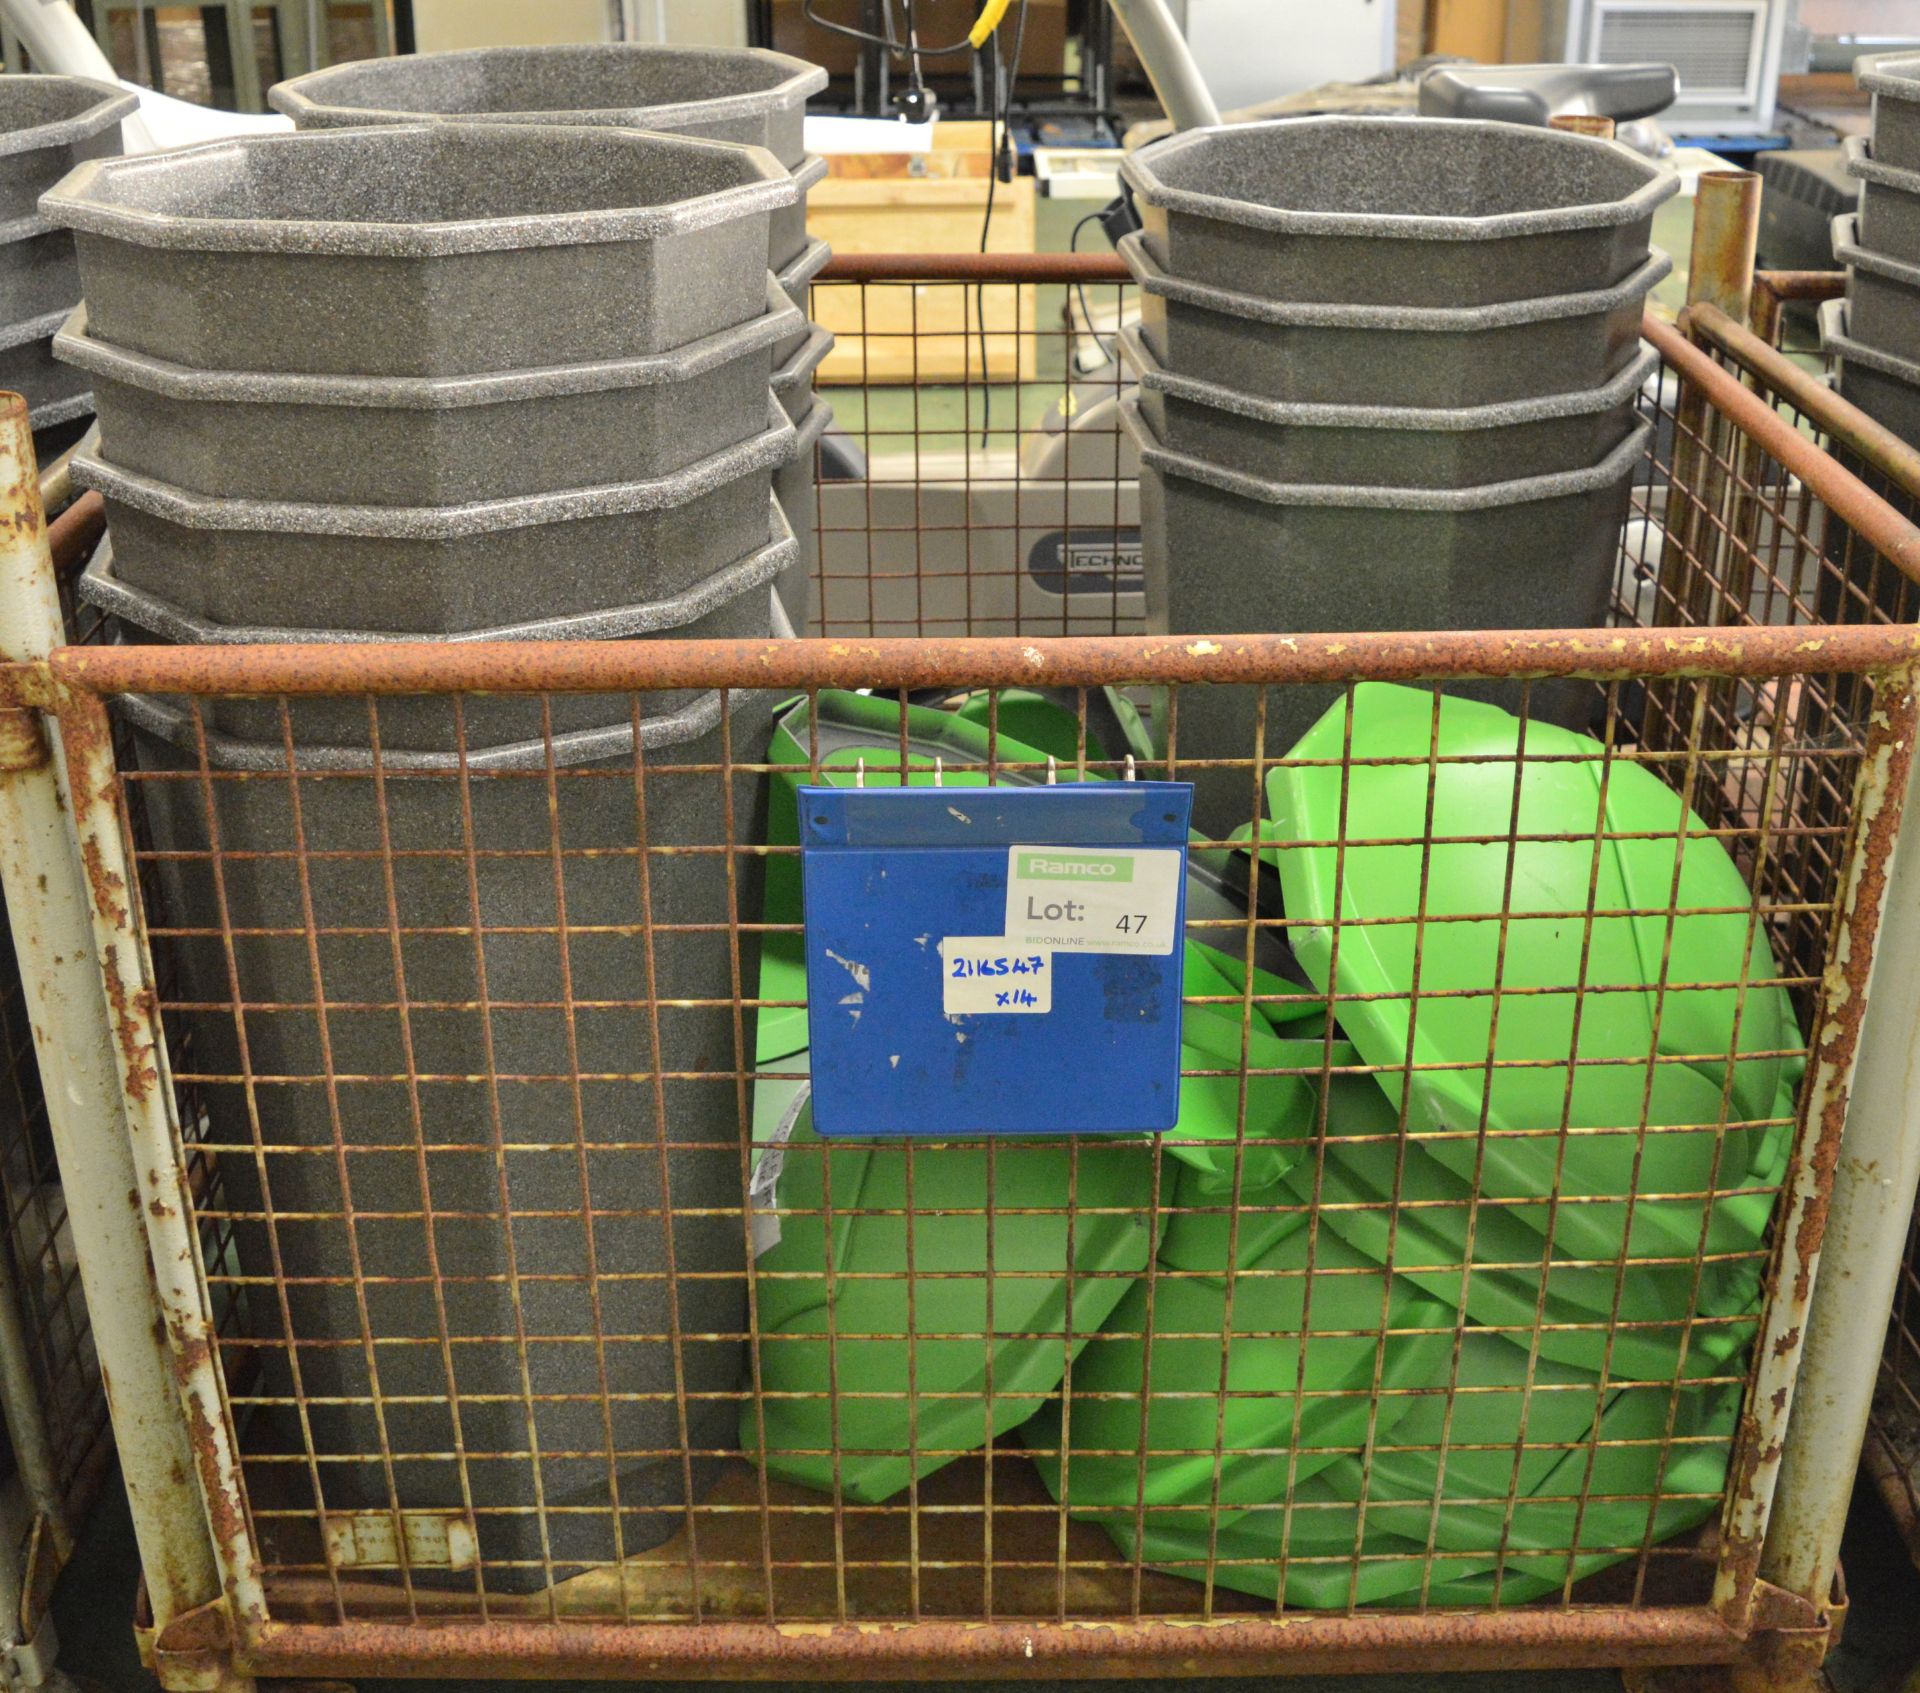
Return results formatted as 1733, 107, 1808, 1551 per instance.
271, 45, 828, 276
82, 498, 791, 748
1833, 212, 1920, 363
1, 309, 91, 432
57, 279, 803, 506
40, 123, 797, 378
1843, 135, 1920, 266
1820, 294, 1920, 444
1121, 115, 1674, 309
1121, 233, 1668, 408
272, 44, 826, 167
0, 74, 135, 225
1858, 52, 1920, 177
1122, 391, 1645, 834
123, 681, 778, 1587
1119, 320, 1654, 490
75, 402, 795, 633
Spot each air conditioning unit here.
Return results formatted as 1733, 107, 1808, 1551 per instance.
1562, 0, 1790, 133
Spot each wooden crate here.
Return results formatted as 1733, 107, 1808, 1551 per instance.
809, 150, 1038, 386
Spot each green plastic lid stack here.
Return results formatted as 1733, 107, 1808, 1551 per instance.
1033, 1082, 1748, 1607
1265, 684, 1800, 1275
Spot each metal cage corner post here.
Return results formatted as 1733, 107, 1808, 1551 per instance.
0, 397, 229, 1651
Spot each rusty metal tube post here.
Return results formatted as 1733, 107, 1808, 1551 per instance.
0, 396, 226, 1634
1656, 171, 1765, 638
1758, 664, 1920, 1612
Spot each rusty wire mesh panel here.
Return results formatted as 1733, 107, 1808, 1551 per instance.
41, 274, 1920, 1672
808, 260, 1139, 639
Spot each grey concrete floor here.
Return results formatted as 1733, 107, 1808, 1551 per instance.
50, 1463, 1920, 1693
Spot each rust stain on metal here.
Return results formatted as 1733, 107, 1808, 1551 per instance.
0, 707, 48, 773
47, 622, 1920, 703
169, 1326, 265, 1630
235, 1606, 1751, 1681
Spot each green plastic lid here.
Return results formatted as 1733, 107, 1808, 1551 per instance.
744, 1082, 1158, 1503
1265, 685, 1802, 1271
1285, 1070, 1771, 1381
1034, 1080, 1746, 1607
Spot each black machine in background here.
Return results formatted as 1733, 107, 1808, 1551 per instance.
746, 0, 1120, 141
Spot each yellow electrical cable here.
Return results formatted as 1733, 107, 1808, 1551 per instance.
967, 0, 1015, 50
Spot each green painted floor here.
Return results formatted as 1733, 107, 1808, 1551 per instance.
52, 1461, 1920, 1693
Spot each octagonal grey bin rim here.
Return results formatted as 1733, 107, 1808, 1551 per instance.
773, 319, 834, 415
1117, 319, 1657, 431
0, 306, 66, 356
1831, 211, 1920, 366
1120, 387, 1652, 513
0, 209, 56, 245
40, 121, 797, 258
1842, 136, 1920, 265
1119, 230, 1671, 332
271, 42, 826, 155
74, 398, 795, 539
118, 678, 725, 776
1819, 294, 1920, 388
779, 234, 831, 294
1120, 115, 1676, 244
55, 274, 802, 408
81, 495, 796, 646
0, 74, 138, 160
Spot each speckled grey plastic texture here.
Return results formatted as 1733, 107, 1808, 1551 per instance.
1843, 136, 1920, 265
272, 44, 826, 166
59, 277, 803, 505
1820, 294, 1920, 442
1, 308, 90, 428
77, 401, 795, 632
1121, 233, 1668, 408
1832, 212, 1920, 362
775, 152, 827, 269
773, 399, 833, 637
1859, 52, 1920, 176
2, 78, 135, 345
772, 318, 833, 425
1122, 391, 1643, 835
0, 75, 136, 224
1119, 321, 1654, 489
40, 122, 796, 377
83, 499, 787, 744
122, 681, 777, 1586
775, 234, 832, 362
1121, 116, 1674, 308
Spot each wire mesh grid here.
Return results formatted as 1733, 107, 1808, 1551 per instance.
38, 273, 1920, 1666
809, 259, 1140, 639
1733, 270, 1920, 1581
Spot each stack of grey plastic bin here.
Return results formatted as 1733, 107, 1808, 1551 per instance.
1115, 115, 1674, 836
1821, 55, 1920, 456
40, 120, 804, 1587
0, 75, 135, 453
271, 44, 835, 635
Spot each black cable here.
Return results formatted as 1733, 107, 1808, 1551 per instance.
975, 0, 1030, 446
802, 0, 983, 57
1068, 207, 1114, 369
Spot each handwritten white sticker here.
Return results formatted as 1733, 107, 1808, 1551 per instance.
940, 937, 1053, 1015
1003, 845, 1181, 956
